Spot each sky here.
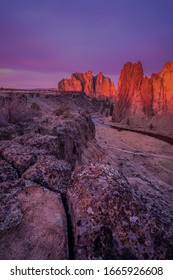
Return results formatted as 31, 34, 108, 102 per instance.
0, 0, 173, 88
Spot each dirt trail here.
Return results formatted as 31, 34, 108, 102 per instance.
94, 122, 173, 189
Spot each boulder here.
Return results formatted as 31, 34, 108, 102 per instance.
1, 143, 38, 175
23, 156, 71, 194
67, 164, 173, 260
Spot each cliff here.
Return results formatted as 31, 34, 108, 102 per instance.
58, 71, 117, 97
58, 75, 82, 92
112, 60, 173, 122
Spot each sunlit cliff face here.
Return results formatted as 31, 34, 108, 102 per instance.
163, 61, 173, 112
58, 71, 117, 97
112, 60, 173, 122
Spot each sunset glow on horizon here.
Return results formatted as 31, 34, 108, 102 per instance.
0, 0, 173, 89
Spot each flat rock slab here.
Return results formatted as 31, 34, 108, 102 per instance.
0, 184, 68, 259
67, 163, 173, 260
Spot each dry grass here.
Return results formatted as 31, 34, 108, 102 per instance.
54, 103, 71, 118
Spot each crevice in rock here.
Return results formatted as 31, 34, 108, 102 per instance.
61, 193, 74, 260
24, 180, 74, 257
0, 154, 21, 180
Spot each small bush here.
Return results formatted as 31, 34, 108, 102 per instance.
54, 103, 70, 117
31, 102, 40, 111
61, 110, 71, 119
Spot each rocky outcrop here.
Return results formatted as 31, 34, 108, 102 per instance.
140, 77, 153, 115
58, 75, 82, 92
73, 71, 94, 96
67, 164, 173, 260
0, 92, 99, 260
151, 73, 166, 114
58, 71, 116, 97
23, 156, 71, 194
95, 72, 116, 97
114, 61, 144, 121
163, 61, 173, 112
112, 60, 173, 122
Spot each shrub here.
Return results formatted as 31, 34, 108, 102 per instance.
31, 102, 40, 111
54, 103, 70, 117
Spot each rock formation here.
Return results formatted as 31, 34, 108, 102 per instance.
0, 92, 97, 260
73, 71, 94, 96
112, 60, 173, 122
163, 61, 173, 112
68, 163, 173, 259
95, 72, 116, 97
58, 75, 82, 92
58, 71, 117, 97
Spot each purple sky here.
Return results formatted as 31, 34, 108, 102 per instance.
0, 0, 173, 88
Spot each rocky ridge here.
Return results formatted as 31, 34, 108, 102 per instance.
112, 60, 173, 122
58, 71, 117, 97
0, 92, 102, 259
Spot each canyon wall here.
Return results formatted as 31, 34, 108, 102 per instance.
58, 71, 117, 97
112, 60, 173, 122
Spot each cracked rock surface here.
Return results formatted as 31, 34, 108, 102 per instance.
0, 182, 68, 259
68, 164, 173, 260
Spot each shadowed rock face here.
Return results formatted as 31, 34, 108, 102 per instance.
140, 77, 153, 115
112, 60, 173, 122
163, 61, 173, 112
58, 71, 117, 97
67, 164, 173, 260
